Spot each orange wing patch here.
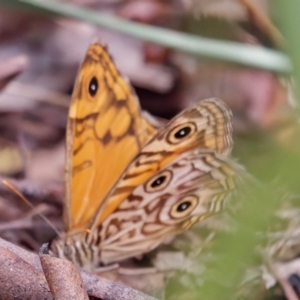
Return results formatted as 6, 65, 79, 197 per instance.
65, 43, 157, 231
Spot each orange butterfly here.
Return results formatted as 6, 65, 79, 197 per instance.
51, 42, 244, 271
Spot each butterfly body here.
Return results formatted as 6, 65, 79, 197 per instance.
50, 42, 244, 271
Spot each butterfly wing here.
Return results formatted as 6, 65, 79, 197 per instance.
90, 98, 233, 228
99, 149, 244, 264
65, 43, 157, 231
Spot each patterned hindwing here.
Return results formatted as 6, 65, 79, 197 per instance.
98, 150, 244, 264
92, 98, 233, 228
64, 43, 157, 232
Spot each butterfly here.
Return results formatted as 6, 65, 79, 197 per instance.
50, 42, 244, 271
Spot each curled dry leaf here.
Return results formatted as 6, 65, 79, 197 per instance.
0, 238, 158, 300
0, 247, 52, 300
40, 244, 89, 300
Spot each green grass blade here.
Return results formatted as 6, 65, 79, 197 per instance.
17, 0, 292, 73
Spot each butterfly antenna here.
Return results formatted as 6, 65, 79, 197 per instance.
2, 180, 62, 238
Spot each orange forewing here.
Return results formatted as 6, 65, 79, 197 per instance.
65, 43, 157, 231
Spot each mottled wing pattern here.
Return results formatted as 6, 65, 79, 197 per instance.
99, 149, 244, 264
52, 41, 242, 271
65, 43, 157, 231
91, 98, 233, 228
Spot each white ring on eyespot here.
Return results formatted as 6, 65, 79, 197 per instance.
166, 122, 197, 145
170, 195, 198, 219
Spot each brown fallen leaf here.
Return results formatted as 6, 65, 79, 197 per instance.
0, 238, 158, 300
40, 244, 89, 300
0, 247, 52, 300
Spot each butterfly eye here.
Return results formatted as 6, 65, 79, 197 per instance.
145, 170, 172, 192
88, 76, 98, 96
167, 122, 196, 144
170, 195, 198, 218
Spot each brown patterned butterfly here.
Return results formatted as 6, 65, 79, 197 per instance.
50, 42, 244, 271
